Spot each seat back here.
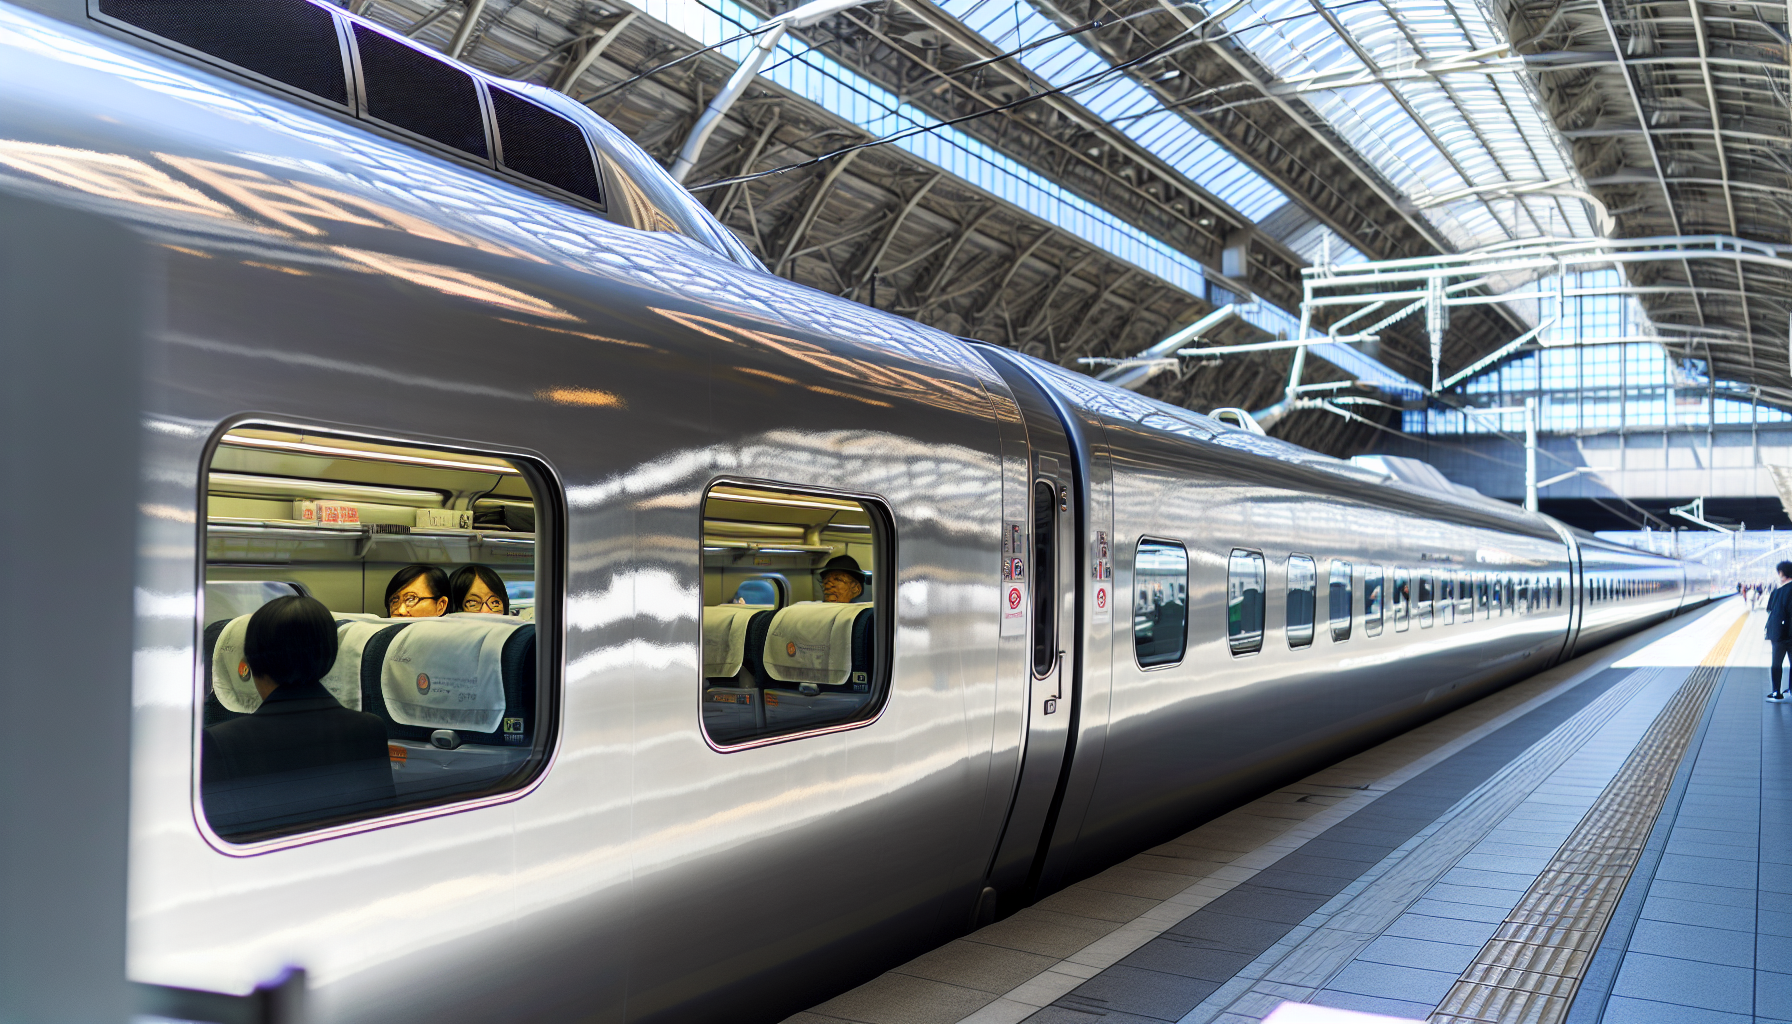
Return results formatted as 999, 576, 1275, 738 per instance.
703, 604, 772, 683
762, 602, 873, 690
205, 613, 380, 719
359, 615, 535, 747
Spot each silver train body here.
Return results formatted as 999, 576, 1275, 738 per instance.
0, 5, 1719, 1022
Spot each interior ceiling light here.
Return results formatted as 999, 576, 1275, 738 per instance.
221, 433, 521, 474
709, 487, 864, 512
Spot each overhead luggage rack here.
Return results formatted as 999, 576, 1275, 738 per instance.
206, 516, 534, 563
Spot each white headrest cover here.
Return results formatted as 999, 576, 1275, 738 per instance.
379, 614, 523, 733
211, 613, 372, 714
763, 601, 869, 686
703, 604, 772, 678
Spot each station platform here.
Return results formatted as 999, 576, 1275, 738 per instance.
786, 598, 1789, 1024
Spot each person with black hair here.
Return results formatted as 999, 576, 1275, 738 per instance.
1768, 561, 1792, 703
817, 554, 866, 603
201, 595, 394, 837
385, 564, 449, 618
449, 564, 510, 615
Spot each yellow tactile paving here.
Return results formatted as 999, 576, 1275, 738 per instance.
1428, 610, 1748, 1024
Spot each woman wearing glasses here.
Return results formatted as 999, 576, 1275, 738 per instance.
384, 564, 450, 618
449, 564, 510, 616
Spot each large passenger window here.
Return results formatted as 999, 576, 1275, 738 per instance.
1329, 560, 1353, 642
700, 483, 888, 747
1365, 567, 1385, 637
200, 427, 551, 844
1286, 554, 1316, 649
1134, 540, 1189, 668
1227, 549, 1266, 655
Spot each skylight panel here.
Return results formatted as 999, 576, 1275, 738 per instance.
937, 0, 1292, 222
1224, 0, 1594, 249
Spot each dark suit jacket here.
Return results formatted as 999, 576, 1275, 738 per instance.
201, 679, 395, 837
1767, 582, 1792, 642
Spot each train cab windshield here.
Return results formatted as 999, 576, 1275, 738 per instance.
700, 484, 890, 747
199, 427, 552, 843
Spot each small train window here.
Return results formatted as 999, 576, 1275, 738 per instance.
1134, 540, 1189, 668
1417, 573, 1434, 628
1227, 549, 1266, 655
199, 426, 553, 844
700, 483, 890, 747
1392, 569, 1411, 632
1477, 574, 1490, 616
1441, 574, 1455, 626
1329, 560, 1353, 642
1364, 567, 1385, 637
1286, 554, 1317, 649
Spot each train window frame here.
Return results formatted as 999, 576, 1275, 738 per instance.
698, 479, 896, 751
1364, 567, 1385, 637
90, 0, 358, 117
1328, 560, 1353, 642
1227, 549, 1267, 656
1133, 539, 1190, 669
1286, 554, 1317, 650
193, 420, 563, 852
1441, 574, 1456, 626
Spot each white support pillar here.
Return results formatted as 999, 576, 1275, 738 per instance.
446, 0, 488, 58
669, 0, 872, 183
1524, 396, 1538, 512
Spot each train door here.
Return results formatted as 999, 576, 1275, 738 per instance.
1545, 521, 1584, 663
975, 349, 1081, 908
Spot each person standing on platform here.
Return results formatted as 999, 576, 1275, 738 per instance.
1767, 561, 1792, 702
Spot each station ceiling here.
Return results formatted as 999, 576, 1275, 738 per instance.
348, 0, 1790, 454
1503, 0, 1792, 405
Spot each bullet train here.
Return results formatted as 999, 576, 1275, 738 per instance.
0, 3, 1719, 1022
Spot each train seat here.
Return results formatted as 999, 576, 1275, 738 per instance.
357, 615, 536, 800
204, 613, 383, 725
762, 602, 874, 692
702, 604, 773, 683
759, 602, 876, 733
703, 607, 775, 744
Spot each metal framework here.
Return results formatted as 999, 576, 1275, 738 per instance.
1297, 236, 1792, 406
1499, 0, 1792, 402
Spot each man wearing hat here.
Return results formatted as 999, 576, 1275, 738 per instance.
818, 554, 866, 603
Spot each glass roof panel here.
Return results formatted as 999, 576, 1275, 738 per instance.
1224, 0, 1597, 250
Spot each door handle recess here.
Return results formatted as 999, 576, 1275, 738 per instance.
1043, 649, 1066, 714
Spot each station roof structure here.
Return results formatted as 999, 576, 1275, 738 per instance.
348, 0, 1790, 454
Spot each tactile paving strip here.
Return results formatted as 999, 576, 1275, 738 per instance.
1428, 613, 1747, 1024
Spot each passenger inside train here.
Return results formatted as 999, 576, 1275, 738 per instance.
200, 595, 395, 839
201, 427, 546, 842
700, 484, 886, 746
817, 555, 866, 603
385, 564, 449, 618
450, 564, 510, 615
